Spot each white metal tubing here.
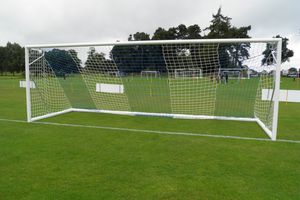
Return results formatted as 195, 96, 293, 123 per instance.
25, 38, 282, 49
29, 52, 44, 66
30, 108, 272, 139
25, 47, 32, 122
255, 118, 273, 139
30, 108, 73, 122
271, 39, 282, 140
70, 108, 256, 122
25, 38, 281, 141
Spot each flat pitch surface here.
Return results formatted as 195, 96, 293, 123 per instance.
0, 76, 300, 199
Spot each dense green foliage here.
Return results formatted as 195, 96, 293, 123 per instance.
204, 7, 251, 68
127, 8, 293, 68
129, 7, 250, 42
111, 8, 253, 74
128, 32, 151, 41
0, 42, 24, 75
111, 45, 166, 73
151, 24, 202, 40
45, 49, 81, 76
0, 7, 294, 76
262, 35, 294, 65
204, 8, 251, 39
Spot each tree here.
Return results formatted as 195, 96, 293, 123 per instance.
262, 35, 294, 65
114, 7, 252, 74
128, 32, 150, 41
205, 7, 232, 39
45, 49, 80, 76
85, 47, 108, 72
186, 24, 202, 39
176, 24, 188, 39
111, 44, 166, 74
288, 67, 297, 74
2, 42, 24, 75
205, 7, 250, 39
151, 24, 202, 40
205, 7, 251, 68
152, 27, 176, 40
0, 46, 6, 75
119, 30, 168, 73
68, 49, 82, 68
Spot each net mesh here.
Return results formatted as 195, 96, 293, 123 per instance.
29, 49, 71, 118
163, 43, 219, 115
69, 48, 131, 111
27, 40, 278, 134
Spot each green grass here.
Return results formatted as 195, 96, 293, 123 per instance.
0, 76, 300, 199
280, 77, 300, 90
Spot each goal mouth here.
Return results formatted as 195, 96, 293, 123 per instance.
25, 38, 282, 140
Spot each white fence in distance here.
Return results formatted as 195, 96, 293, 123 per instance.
96, 83, 124, 94
262, 89, 300, 103
19, 80, 36, 88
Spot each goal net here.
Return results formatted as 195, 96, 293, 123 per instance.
25, 38, 282, 140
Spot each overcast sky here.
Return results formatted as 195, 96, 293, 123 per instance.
0, 0, 299, 67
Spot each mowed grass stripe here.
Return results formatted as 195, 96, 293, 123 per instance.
0, 117, 300, 199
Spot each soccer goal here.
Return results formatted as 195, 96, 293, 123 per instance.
107, 71, 121, 77
25, 38, 282, 140
141, 70, 160, 78
174, 68, 203, 79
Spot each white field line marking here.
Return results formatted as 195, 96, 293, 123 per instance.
0, 118, 300, 144
0, 118, 27, 123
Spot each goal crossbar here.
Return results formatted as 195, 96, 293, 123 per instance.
25, 38, 282, 48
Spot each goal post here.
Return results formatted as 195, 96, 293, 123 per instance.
271, 40, 282, 140
25, 47, 31, 122
25, 38, 282, 140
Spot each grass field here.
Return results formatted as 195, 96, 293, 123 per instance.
0, 76, 300, 199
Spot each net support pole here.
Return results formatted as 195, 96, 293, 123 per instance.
271, 39, 282, 140
25, 47, 32, 122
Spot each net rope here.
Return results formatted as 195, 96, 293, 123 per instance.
29, 50, 71, 118
28, 40, 277, 134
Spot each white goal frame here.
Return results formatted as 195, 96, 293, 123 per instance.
140, 70, 160, 78
174, 68, 203, 79
25, 38, 282, 140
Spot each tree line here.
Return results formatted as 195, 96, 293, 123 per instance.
0, 7, 294, 76
122, 7, 294, 71
0, 42, 24, 75
113, 7, 254, 73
